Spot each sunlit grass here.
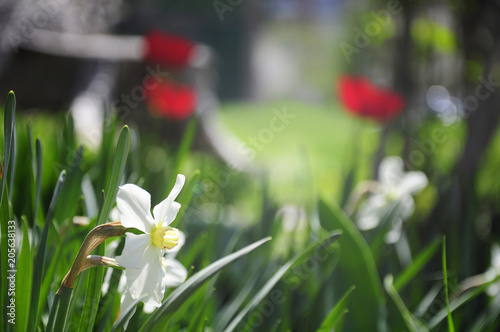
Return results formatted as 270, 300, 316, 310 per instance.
220, 99, 381, 203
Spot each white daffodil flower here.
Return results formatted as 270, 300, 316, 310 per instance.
486, 244, 500, 296
356, 156, 428, 233
115, 174, 186, 316
121, 233, 188, 315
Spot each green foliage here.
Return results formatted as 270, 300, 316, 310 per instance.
1, 91, 499, 332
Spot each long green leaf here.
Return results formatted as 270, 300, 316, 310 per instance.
8, 121, 16, 202
28, 170, 66, 332
224, 232, 342, 332
97, 125, 130, 226
66, 270, 88, 332
318, 199, 386, 331
384, 275, 428, 332
53, 145, 83, 223
34, 139, 42, 224
0, 90, 15, 206
172, 169, 200, 228
46, 293, 60, 332
110, 297, 144, 332
442, 237, 455, 332
214, 267, 261, 330
37, 236, 63, 323
168, 117, 197, 191
394, 237, 442, 291
79, 125, 129, 332
53, 287, 73, 331
139, 237, 272, 331
317, 286, 355, 332
426, 276, 499, 329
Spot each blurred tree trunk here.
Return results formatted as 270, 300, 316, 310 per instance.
373, 1, 414, 178
429, 0, 500, 278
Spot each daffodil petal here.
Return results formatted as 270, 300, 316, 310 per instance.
398, 195, 415, 220
379, 156, 405, 190
162, 258, 188, 288
162, 202, 181, 228
119, 291, 136, 320
115, 233, 151, 269
117, 184, 155, 232
396, 171, 428, 196
153, 174, 185, 225
356, 195, 387, 230
125, 245, 165, 303
142, 302, 157, 314
492, 244, 500, 270
385, 218, 403, 244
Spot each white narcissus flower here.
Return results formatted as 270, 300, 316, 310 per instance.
486, 244, 500, 296
115, 174, 187, 317
356, 156, 428, 232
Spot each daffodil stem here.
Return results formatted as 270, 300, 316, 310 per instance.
46, 293, 60, 332
344, 180, 379, 216
57, 221, 127, 293
53, 287, 73, 332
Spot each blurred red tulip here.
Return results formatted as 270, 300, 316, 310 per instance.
337, 75, 406, 122
143, 30, 194, 69
147, 81, 196, 121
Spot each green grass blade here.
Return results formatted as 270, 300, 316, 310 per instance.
1, 90, 15, 207
94, 248, 125, 332
172, 169, 200, 228
442, 237, 455, 332
426, 278, 496, 329
8, 122, 16, 201
316, 285, 355, 332
53, 146, 83, 223
318, 199, 386, 331
37, 238, 63, 322
66, 269, 88, 332
28, 170, 66, 332
110, 297, 144, 332
384, 275, 428, 332
394, 237, 442, 291
414, 283, 442, 318
168, 117, 197, 191
46, 294, 60, 332
97, 125, 130, 226
139, 237, 272, 331
214, 268, 261, 330
34, 139, 42, 223
53, 287, 73, 331
224, 232, 342, 332
79, 126, 129, 332
15, 217, 33, 332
